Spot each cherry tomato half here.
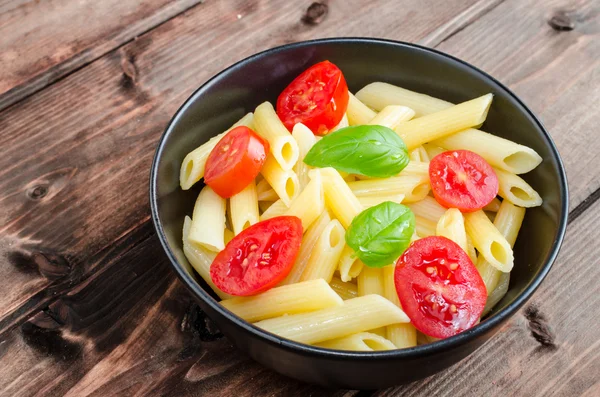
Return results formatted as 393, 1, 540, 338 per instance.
204, 126, 269, 198
276, 60, 349, 136
429, 150, 499, 212
394, 236, 486, 339
210, 216, 303, 296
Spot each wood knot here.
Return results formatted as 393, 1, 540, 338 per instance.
182, 303, 223, 341
548, 11, 575, 31
120, 53, 138, 89
32, 252, 71, 280
27, 184, 48, 200
302, 1, 329, 25
524, 305, 557, 350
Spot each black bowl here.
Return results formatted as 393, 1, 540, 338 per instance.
150, 38, 568, 389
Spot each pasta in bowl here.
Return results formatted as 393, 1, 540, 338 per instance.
150, 38, 567, 388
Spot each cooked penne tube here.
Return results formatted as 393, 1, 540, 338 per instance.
409, 147, 422, 162
466, 234, 478, 264
406, 196, 447, 223
257, 188, 279, 202
254, 295, 410, 345
484, 197, 502, 212
317, 168, 363, 229
281, 211, 331, 285
331, 113, 349, 132
422, 143, 446, 159
180, 112, 254, 190
284, 171, 324, 230
417, 146, 430, 162
482, 272, 510, 316
253, 102, 299, 170
382, 265, 417, 348
300, 219, 345, 282
399, 161, 430, 178
338, 245, 364, 282
357, 267, 386, 335
433, 129, 542, 174
316, 332, 397, 351
464, 210, 514, 272
260, 155, 300, 206
436, 208, 468, 254
189, 186, 226, 251
347, 92, 377, 125
494, 167, 543, 207
477, 200, 525, 293
395, 94, 493, 151
356, 82, 452, 116
230, 180, 259, 235
329, 275, 358, 300
358, 194, 405, 209
260, 199, 289, 220
348, 176, 429, 203
368, 105, 415, 129
415, 216, 437, 237
292, 123, 317, 189
221, 279, 343, 322
182, 216, 231, 299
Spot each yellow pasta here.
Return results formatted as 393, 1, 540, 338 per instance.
494, 167, 543, 207
189, 186, 226, 251
316, 332, 397, 351
254, 295, 410, 345
300, 219, 345, 282
395, 94, 493, 151
406, 196, 447, 223
317, 168, 363, 229
356, 82, 452, 116
357, 267, 386, 335
221, 279, 343, 322
292, 123, 317, 189
358, 194, 405, 209
399, 161, 430, 178
347, 92, 377, 125
415, 216, 437, 238
338, 245, 364, 282
180, 112, 254, 190
436, 208, 468, 254
422, 143, 446, 159
368, 105, 415, 129
253, 102, 299, 170
230, 180, 259, 235
283, 171, 324, 230
281, 211, 331, 285
484, 197, 502, 212
329, 276, 358, 300
348, 176, 430, 203
464, 210, 514, 272
260, 154, 300, 206
382, 265, 417, 348
260, 199, 288, 220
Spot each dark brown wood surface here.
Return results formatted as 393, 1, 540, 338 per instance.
0, 0, 598, 395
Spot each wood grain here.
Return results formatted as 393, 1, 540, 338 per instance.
0, 0, 598, 395
0, 0, 206, 111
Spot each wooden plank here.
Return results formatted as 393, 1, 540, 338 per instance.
0, 0, 206, 111
374, 199, 600, 397
0, 0, 483, 332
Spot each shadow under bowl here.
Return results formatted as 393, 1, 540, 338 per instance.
150, 38, 568, 389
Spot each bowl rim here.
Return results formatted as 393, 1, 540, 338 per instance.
149, 37, 569, 360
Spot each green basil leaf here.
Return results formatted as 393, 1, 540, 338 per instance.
303, 125, 409, 177
345, 201, 415, 268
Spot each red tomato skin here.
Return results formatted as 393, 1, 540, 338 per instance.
429, 150, 499, 212
204, 126, 269, 198
394, 236, 487, 339
210, 216, 303, 296
276, 61, 349, 136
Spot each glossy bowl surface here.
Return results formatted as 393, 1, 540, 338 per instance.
150, 38, 568, 389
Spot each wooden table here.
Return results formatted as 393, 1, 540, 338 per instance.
1, 0, 598, 395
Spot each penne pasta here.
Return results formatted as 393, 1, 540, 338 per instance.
464, 210, 514, 272
347, 92, 377, 125
395, 94, 493, 151
260, 154, 300, 206
189, 186, 226, 251
494, 167, 543, 207
433, 129, 542, 174
356, 82, 452, 116
338, 245, 364, 282
466, 234, 478, 264
292, 123, 317, 189
257, 188, 279, 202
436, 208, 468, 254
382, 265, 417, 348
182, 216, 231, 299
229, 180, 259, 235
221, 279, 343, 322
399, 161, 430, 178
422, 143, 446, 159
415, 216, 437, 238
316, 332, 397, 351
254, 294, 410, 345
368, 105, 415, 129
260, 199, 289, 221
357, 267, 386, 335
329, 275, 358, 300
406, 196, 447, 223
300, 219, 346, 283
484, 197, 502, 212
348, 176, 430, 203
283, 170, 325, 230
253, 102, 300, 170
417, 146, 430, 162
358, 194, 405, 209
409, 147, 422, 162
281, 210, 331, 285
317, 168, 363, 229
